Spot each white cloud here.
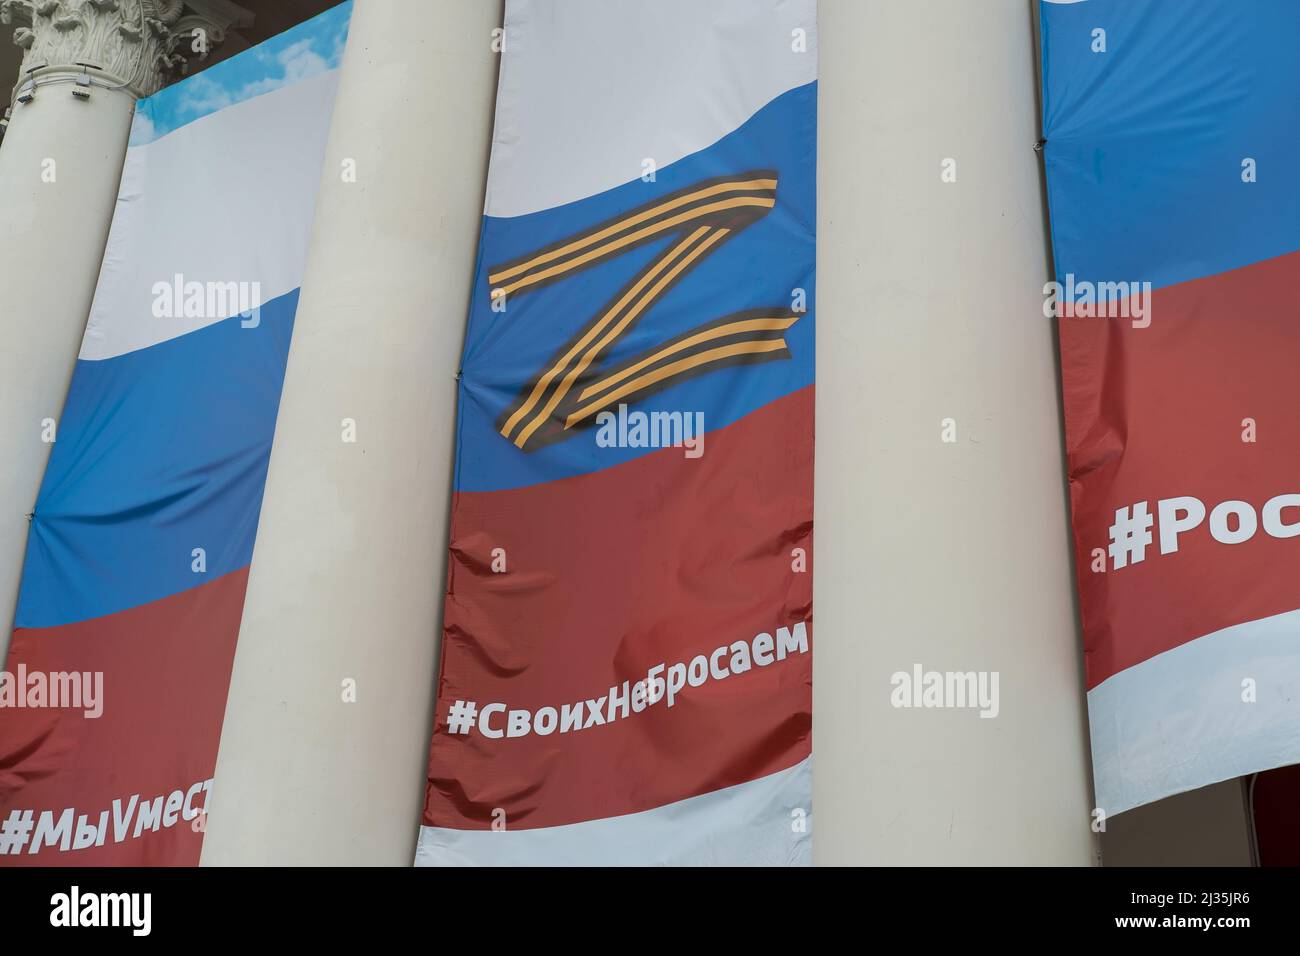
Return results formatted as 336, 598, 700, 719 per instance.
153, 11, 350, 136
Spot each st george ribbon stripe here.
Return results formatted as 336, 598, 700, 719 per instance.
498, 225, 733, 450
418, 0, 817, 865
495, 171, 794, 451
0, 3, 352, 865
487, 172, 779, 294
575, 315, 799, 403
1039, 0, 1300, 814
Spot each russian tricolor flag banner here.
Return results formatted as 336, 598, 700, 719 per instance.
1040, 0, 1300, 815
417, 0, 816, 865
0, 3, 351, 864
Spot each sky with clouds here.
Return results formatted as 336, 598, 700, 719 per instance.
132, 1, 351, 146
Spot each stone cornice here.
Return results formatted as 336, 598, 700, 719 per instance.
2, 0, 253, 99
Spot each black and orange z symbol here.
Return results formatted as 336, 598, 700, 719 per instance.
489, 170, 801, 452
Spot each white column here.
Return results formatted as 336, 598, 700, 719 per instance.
813, 0, 1095, 864
200, 0, 502, 865
0, 0, 250, 649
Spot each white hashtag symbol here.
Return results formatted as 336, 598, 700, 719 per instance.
1109, 501, 1153, 569
446, 700, 478, 734
0, 810, 34, 855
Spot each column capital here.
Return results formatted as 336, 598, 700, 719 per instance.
3, 0, 253, 100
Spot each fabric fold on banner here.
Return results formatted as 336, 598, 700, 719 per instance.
419, 0, 817, 866
0, 2, 352, 865
1039, 0, 1300, 815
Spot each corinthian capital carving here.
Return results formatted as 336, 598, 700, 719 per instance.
3, 0, 253, 98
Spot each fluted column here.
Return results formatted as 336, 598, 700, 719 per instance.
0, 0, 249, 650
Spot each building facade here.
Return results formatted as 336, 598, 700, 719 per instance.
0, 0, 1267, 865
